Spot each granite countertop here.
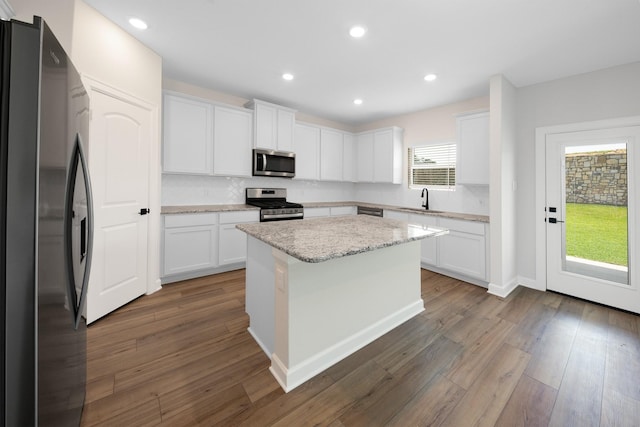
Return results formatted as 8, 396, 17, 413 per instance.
236, 215, 448, 263
161, 204, 259, 214
161, 201, 488, 223
304, 201, 489, 223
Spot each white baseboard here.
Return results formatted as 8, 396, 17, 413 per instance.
146, 278, 162, 295
247, 327, 272, 359
270, 300, 425, 393
421, 264, 488, 288
487, 276, 519, 298
517, 275, 544, 291
161, 262, 245, 284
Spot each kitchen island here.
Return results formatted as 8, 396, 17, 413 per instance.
237, 215, 447, 392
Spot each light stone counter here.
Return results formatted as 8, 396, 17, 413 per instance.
236, 215, 448, 263
302, 201, 489, 223
161, 201, 488, 223
161, 204, 259, 214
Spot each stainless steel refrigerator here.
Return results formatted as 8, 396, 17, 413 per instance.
1, 17, 93, 426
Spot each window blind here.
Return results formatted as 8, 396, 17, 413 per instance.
408, 143, 456, 187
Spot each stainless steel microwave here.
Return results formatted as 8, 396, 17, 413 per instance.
252, 148, 295, 178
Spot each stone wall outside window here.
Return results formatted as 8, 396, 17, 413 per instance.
565, 150, 627, 206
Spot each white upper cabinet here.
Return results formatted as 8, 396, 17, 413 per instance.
276, 108, 295, 152
320, 128, 344, 181
213, 105, 253, 177
245, 99, 296, 151
294, 123, 320, 180
163, 93, 213, 174
356, 132, 374, 182
357, 127, 403, 184
456, 111, 489, 185
163, 92, 253, 177
342, 133, 356, 182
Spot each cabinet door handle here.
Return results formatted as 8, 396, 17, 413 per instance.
139, 208, 150, 215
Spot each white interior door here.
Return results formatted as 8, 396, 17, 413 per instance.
545, 126, 640, 313
86, 88, 152, 323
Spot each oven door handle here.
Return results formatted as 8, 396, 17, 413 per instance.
262, 212, 304, 221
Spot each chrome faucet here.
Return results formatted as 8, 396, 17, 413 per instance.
421, 187, 429, 210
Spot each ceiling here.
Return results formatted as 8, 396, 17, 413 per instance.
84, 0, 640, 126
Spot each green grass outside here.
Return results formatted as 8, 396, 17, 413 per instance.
565, 203, 628, 266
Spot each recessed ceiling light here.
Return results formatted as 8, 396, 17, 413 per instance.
349, 26, 366, 38
353, 99, 363, 105
282, 73, 294, 81
424, 73, 438, 82
129, 17, 148, 30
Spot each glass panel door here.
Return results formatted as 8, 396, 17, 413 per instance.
563, 142, 628, 285
546, 126, 640, 314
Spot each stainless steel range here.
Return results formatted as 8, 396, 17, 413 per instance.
246, 188, 304, 222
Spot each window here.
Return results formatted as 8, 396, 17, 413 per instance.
408, 143, 456, 189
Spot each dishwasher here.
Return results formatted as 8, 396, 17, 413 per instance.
357, 206, 384, 217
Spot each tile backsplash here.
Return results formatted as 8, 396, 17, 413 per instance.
161, 175, 355, 205
161, 174, 490, 216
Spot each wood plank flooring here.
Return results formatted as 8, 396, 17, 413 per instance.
80, 269, 640, 426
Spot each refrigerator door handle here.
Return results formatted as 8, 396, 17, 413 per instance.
75, 134, 93, 330
63, 133, 94, 330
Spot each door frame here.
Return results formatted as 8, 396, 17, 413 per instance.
535, 116, 640, 292
81, 76, 162, 301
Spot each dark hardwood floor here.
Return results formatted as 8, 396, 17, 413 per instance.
80, 269, 640, 426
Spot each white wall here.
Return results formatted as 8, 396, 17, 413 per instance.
488, 75, 518, 297
355, 96, 490, 214
72, 1, 162, 106
516, 61, 640, 283
11, 0, 75, 51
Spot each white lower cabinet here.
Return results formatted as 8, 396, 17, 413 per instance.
163, 213, 218, 276
304, 206, 357, 219
330, 206, 357, 216
383, 210, 408, 221
162, 210, 259, 282
303, 207, 330, 219
437, 218, 487, 281
408, 214, 438, 266
218, 211, 260, 265
384, 210, 488, 283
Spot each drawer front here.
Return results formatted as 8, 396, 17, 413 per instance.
383, 210, 409, 221
408, 213, 438, 227
219, 210, 259, 224
304, 207, 331, 218
164, 213, 218, 228
438, 217, 485, 235
330, 206, 357, 216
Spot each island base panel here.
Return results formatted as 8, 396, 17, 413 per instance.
245, 236, 276, 356
271, 240, 424, 392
